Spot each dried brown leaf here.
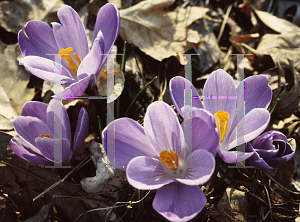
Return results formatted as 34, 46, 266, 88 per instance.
256, 33, 300, 71
193, 19, 224, 73
0, 0, 63, 34
22, 203, 52, 222
0, 157, 103, 221
0, 42, 35, 130
229, 33, 259, 54
214, 187, 249, 222
252, 7, 300, 34
264, 60, 300, 118
119, 0, 209, 64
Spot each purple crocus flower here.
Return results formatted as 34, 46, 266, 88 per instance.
8, 99, 89, 166
169, 69, 272, 163
18, 3, 120, 99
245, 131, 295, 170
102, 101, 220, 221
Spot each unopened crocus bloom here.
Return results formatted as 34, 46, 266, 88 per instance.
9, 99, 89, 166
245, 131, 294, 170
102, 101, 220, 221
18, 3, 120, 99
169, 69, 272, 163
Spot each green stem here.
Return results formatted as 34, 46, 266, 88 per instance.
124, 76, 158, 116
268, 98, 279, 115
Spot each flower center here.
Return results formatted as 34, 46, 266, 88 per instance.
159, 150, 178, 171
39, 134, 51, 138
59, 47, 81, 75
215, 110, 229, 143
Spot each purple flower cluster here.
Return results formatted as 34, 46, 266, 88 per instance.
13, 3, 295, 220
9, 99, 89, 166
102, 69, 294, 221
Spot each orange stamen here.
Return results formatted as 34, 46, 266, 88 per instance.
215, 110, 229, 143
159, 150, 179, 171
59, 47, 81, 76
39, 134, 51, 138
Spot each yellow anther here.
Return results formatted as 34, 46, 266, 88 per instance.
215, 110, 229, 143
39, 134, 51, 138
59, 47, 81, 76
159, 150, 178, 171
74, 53, 81, 65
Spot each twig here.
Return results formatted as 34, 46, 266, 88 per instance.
33, 156, 92, 201
248, 192, 268, 205
74, 190, 152, 222
263, 210, 270, 221
263, 171, 300, 195
217, 4, 233, 43
105, 190, 151, 222
203, 14, 222, 23
263, 185, 273, 221
124, 76, 158, 116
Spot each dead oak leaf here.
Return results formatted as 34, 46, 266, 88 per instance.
252, 6, 300, 34
0, 0, 63, 34
0, 42, 35, 130
256, 33, 300, 72
119, 0, 209, 65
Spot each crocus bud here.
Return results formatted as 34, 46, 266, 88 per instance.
245, 131, 294, 171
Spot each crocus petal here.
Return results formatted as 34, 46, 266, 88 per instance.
256, 147, 280, 159
9, 138, 53, 166
20, 56, 77, 84
52, 5, 89, 60
46, 99, 71, 142
253, 130, 288, 148
202, 69, 237, 138
21, 101, 48, 124
255, 137, 276, 152
18, 21, 59, 58
126, 156, 175, 190
176, 149, 215, 186
169, 76, 203, 117
153, 183, 206, 222
35, 137, 71, 165
265, 154, 295, 166
102, 118, 158, 170
226, 108, 270, 151
236, 75, 272, 117
245, 143, 273, 170
218, 149, 254, 164
72, 107, 89, 156
181, 107, 219, 156
78, 31, 104, 81
264, 144, 295, 166
144, 101, 185, 160
13, 116, 53, 155
93, 3, 120, 56
52, 76, 91, 100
